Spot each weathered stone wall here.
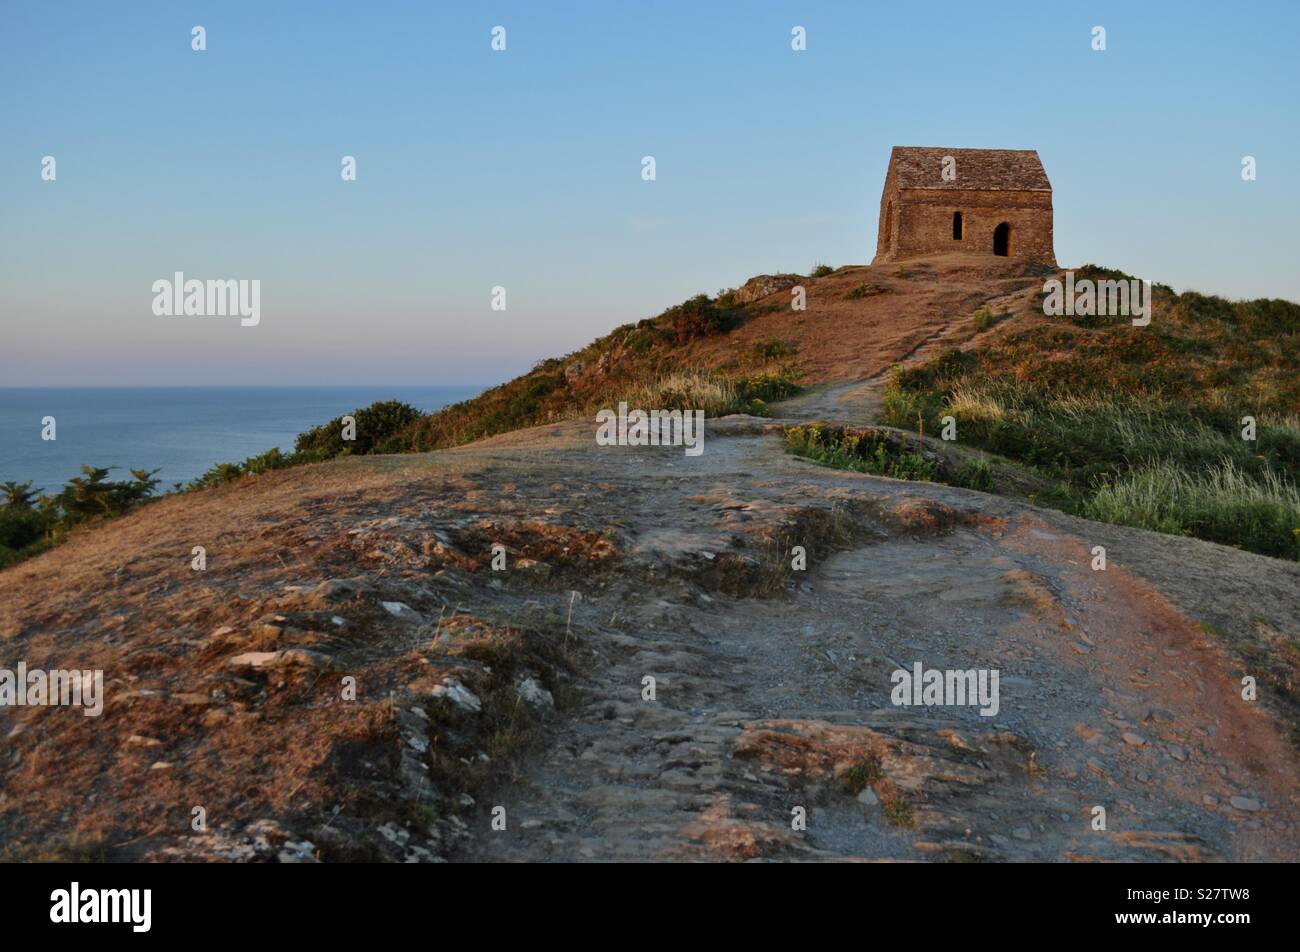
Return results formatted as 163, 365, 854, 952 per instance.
873, 187, 1055, 266
874, 170, 899, 265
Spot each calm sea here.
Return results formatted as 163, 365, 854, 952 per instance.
0, 386, 482, 494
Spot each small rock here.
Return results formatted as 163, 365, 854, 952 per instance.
1121, 732, 1146, 747
227, 648, 337, 673
1167, 744, 1187, 762
277, 840, 319, 863
1011, 826, 1032, 841
277, 648, 340, 671
857, 788, 879, 806
431, 678, 482, 713
227, 651, 280, 670
517, 677, 554, 708
381, 601, 420, 620
1229, 796, 1261, 812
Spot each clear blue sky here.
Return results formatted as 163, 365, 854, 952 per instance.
2, 1, 1296, 387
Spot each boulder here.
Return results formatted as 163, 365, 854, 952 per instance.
732, 273, 801, 305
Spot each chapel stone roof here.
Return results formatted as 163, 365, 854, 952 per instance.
887, 147, 1052, 192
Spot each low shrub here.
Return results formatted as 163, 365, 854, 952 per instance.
972, 308, 1008, 332
294, 400, 422, 459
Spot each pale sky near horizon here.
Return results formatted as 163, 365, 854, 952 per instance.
2, 1, 1297, 387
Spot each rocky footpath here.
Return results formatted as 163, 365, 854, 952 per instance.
3, 400, 1296, 862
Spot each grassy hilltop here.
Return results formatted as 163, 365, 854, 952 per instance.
4, 257, 1298, 567
877, 265, 1300, 559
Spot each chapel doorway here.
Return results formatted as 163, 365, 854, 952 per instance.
993, 222, 1011, 257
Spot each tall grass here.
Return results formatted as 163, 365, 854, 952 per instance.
619, 371, 744, 417
892, 379, 1299, 482
1085, 459, 1300, 559
883, 352, 1300, 559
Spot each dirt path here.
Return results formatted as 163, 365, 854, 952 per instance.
776, 281, 1040, 426
464, 420, 1300, 862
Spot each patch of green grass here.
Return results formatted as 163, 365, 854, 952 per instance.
842, 754, 883, 794
786, 424, 938, 482
844, 282, 887, 301
785, 423, 1000, 495
883, 795, 915, 828
810, 263, 834, 278
751, 338, 799, 362
954, 459, 995, 492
